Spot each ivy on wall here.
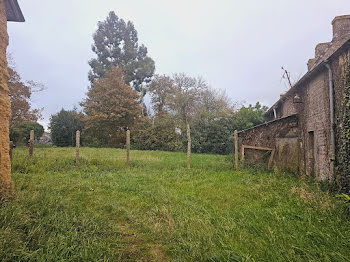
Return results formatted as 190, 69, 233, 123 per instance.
338, 59, 350, 193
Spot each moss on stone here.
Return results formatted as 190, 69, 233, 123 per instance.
337, 58, 350, 193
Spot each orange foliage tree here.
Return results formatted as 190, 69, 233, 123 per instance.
81, 67, 143, 147
8, 64, 43, 127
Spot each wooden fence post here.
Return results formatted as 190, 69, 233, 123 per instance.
187, 123, 191, 169
75, 130, 80, 163
241, 145, 245, 168
126, 129, 130, 165
234, 130, 239, 169
29, 130, 34, 158
9, 141, 14, 164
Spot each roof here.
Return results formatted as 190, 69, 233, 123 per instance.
265, 35, 350, 116
238, 114, 298, 134
5, 0, 25, 22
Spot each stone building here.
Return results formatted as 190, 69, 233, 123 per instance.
0, 0, 24, 198
239, 15, 350, 189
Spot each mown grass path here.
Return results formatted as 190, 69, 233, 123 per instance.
0, 147, 350, 261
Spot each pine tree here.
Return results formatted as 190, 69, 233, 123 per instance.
88, 11, 155, 97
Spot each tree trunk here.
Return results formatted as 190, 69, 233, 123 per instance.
187, 122, 191, 169
0, 0, 13, 199
140, 90, 146, 116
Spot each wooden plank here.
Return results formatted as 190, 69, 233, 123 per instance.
241, 144, 275, 169
242, 145, 273, 151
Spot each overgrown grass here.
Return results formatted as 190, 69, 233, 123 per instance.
1, 147, 349, 261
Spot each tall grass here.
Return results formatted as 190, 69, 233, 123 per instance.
0, 147, 349, 261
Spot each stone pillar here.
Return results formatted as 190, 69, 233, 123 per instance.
0, 0, 13, 198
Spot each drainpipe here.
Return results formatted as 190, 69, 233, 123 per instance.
325, 62, 335, 181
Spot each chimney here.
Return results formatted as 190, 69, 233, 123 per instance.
315, 42, 330, 58
332, 15, 350, 40
307, 58, 316, 71
307, 15, 350, 72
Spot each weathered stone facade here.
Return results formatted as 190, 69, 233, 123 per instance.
332, 47, 350, 190
0, 0, 12, 198
239, 115, 299, 173
239, 15, 350, 186
0, 0, 24, 199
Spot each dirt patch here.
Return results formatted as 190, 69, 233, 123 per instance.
118, 220, 170, 261
149, 244, 170, 262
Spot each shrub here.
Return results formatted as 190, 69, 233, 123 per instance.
132, 115, 184, 152
49, 109, 84, 147
10, 121, 44, 145
337, 193, 350, 215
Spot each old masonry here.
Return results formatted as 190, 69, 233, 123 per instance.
238, 15, 350, 191
0, 0, 24, 198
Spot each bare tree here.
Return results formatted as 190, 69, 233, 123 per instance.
149, 75, 174, 115
167, 73, 208, 168
198, 88, 233, 115
7, 56, 44, 127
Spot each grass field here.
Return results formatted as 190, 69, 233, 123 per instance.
0, 147, 350, 261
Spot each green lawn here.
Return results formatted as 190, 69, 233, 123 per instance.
0, 147, 349, 261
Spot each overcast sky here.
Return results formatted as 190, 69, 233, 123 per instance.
7, 0, 350, 128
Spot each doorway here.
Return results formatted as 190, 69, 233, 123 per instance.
308, 131, 315, 177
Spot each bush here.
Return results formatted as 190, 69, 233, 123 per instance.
132, 115, 184, 152
337, 194, 350, 215
82, 128, 126, 148
191, 113, 235, 155
10, 121, 44, 145
50, 109, 84, 147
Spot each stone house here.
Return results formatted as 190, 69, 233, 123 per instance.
0, 0, 24, 198
238, 15, 350, 189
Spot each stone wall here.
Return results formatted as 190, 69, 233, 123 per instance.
302, 70, 331, 181
238, 115, 299, 173
0, 0, 13, 198
332, 47, 350, 190
281, 97, 297, 117
243, 16, 350, 183
262, 68, 333, 180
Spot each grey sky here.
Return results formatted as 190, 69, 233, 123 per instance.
7, 0, 350, 128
